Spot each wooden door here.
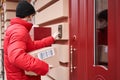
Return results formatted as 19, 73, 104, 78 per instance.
70, 0, 120, 80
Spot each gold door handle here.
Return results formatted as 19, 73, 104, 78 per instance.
70, 45, 77, 72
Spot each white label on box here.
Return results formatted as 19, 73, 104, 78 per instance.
37, 47, 55, 60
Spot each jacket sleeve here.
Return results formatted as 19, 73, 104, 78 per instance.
7, 28, 48, 75
33, 36, 55, 50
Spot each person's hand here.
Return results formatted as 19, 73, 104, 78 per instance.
46, 65, 54, 75
49, 64, 54, 69
52, 32, 59, 40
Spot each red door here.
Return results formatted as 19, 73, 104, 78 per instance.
70, 0, 120, 80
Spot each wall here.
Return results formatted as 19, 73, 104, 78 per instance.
32, 0, 69, 80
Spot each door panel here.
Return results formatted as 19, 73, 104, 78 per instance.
69, 0, 79, 79
87, 0, 116, 80
88, 0, 109, 80
70, 0, 88, 80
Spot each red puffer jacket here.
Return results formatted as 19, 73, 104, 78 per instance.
4, 17, 55, 80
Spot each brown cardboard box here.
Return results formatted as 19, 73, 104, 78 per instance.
25, 47, 56, 76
